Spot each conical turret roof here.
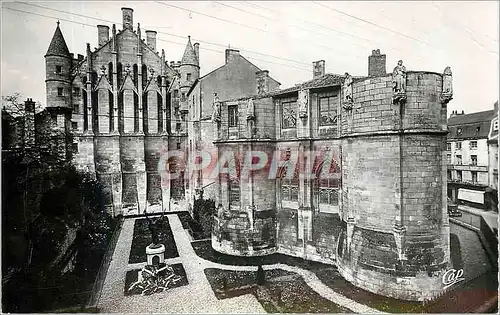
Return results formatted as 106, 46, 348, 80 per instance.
45, 21, 70, 57
181, 36, 198, 66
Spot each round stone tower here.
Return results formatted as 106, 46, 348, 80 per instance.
45, 21, 73, 110
336, 67, 451, 301
179, 36, 199, 113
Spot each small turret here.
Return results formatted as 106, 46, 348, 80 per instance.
45, 21, 72, 109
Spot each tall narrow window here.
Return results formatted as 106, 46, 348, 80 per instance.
56, 65, 62, 73
471, 171, 478, 183
457, 170, 462, 181
187, 73, 192, 81
456, 155, 462, 165
228, 105, 238, 127
447, 154, 451, 164
57, 87, 64, 96
282, 101, 297, 129
228, 178, 240, 209
471, 155, 477, 166
446, 142, 451, 151
108, 62, 113, 85
319, 95, 338, 126
456, 142, 462, 150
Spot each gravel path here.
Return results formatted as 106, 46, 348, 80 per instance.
98, 214, 385, 314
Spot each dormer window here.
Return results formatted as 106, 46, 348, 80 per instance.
56, 65, 62, 73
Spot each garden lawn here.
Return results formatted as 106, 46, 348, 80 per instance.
176, 212, 209, 241
124, 263, 188, 296
192, 240, 329, 271
128, 217, 179, 264
204, 268, 352, 313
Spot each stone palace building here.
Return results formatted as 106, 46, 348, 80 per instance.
37, 6, 456, 302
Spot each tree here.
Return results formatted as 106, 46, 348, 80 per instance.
2, 93, 43, 117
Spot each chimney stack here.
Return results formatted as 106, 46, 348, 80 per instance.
225, 49, 240, 64
121, 7, 133, 30
368, 49, 386, 77
194, 42, 200, 63
97, 25, 110, 47
312, 60, 325, 78
145, 30, 157, 51
256, 70, 269, 95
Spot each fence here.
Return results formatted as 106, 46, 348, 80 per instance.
86, 216, 124, 308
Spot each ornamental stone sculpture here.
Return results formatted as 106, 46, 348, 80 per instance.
392, 60, 407, 103
100, 64, 106, 77
298, 89, 308, 119
440, 66, 453, 104
342, 72, 354, 110
212, 93, 221, 123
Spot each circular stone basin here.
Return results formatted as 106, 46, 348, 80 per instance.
146, 244, 165, 255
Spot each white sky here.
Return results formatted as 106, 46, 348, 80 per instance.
1, 1, 499, 114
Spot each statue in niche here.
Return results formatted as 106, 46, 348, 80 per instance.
212, 93, 221, 123
392, 60, 407, 94
124, 63, 131, 75
149, 66, 155, 80
246, 98, 255, 120
342, 72, 354, 110
100, 65, 106, 77
440, 66, 453, 104
298, 89, 308, 119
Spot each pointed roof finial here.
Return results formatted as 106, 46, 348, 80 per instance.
181, 35, 198, 66
45, 21, 70, 57
57, 20, 60, 26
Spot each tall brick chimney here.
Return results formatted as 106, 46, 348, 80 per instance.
145, 30, 157, 51
312, 60, 325, 78
256, 70, 269, 95
368, 49, 386, 77
121, 7, 133, 30
97, 25, 109, 47
24, 98, 35, 148
225, 49, 240, 64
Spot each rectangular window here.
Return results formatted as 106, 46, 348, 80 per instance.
447, 170, 452, 180
56, 65, 62, 73
319, 95, 338, 126
456, 155, 462, 165
471, 155, 477, 166
228, 105, 238, 127
455, 142, 462, 150
447, 154, 451, 164
181, 92, 186, 101
494, 119, 499, 131
57, 87, 64, 96
446, 142, 451, 151
471, 171, 478, 183
457, 170, 462, 181
281, 101, 297, 129
176, 142, 181, 150
71, 122, 78, 130
187, 73, 192, 81
470, 141, 477, 149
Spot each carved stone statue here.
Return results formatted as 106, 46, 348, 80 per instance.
298, 89, 308, 119
212, 93, 221, 123
144, 211, 161, 247
246, 98, 255, 120
440, 66, 453, 104
342, 72, 354, 110
392, 60, 406, 94
124, 63, 131, 74
100, 65, 106, 77
149, 66, 155, 80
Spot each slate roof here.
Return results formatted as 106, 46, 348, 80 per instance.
448, 110, 494, 140
181, 36, 198, 66
45, 22, 70, 57
224, 73, 363, 102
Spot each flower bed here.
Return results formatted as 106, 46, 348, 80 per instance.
128, 217, 178, 264
176, 212, 208, 241
204, 268, 352, 313
124, 263, 188, 296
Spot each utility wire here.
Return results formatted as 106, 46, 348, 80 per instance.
3, 5, 311, 73
13, 1, 312, 68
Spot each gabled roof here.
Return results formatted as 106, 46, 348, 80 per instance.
181, 36, 198, 66
45, 22, 70, 57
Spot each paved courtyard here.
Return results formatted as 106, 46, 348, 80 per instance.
98, 214, 383, 313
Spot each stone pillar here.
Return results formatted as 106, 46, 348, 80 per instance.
112, 37, 119, 134
137, 23, 144, 135
111, 165, 123, 216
